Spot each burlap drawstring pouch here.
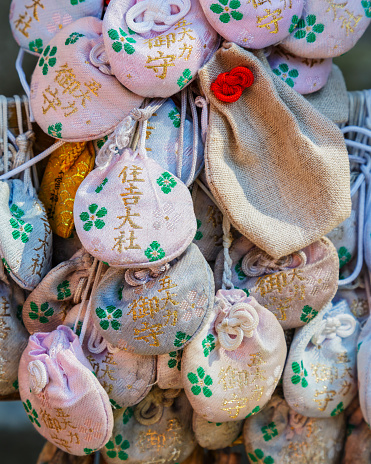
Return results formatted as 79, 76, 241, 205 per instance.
102, 0, 219, 98
342, 404, 371, 464
199, 0, 304, 49
198, 43, 351, 259
39, 141, 95, 239
280, 0, 371, 58
214, 236, 339, 330
22, 248, 94, 334
10, 0, 104, 56
243, 394, 346, 464
356, 310, 371, 427
102, 388, 196, 464
30, 16, 144, 142
157, 350, 183, 389
0, 277, 27, 396
18, 325, 114, 456
192, 411, 243, 450
181, 288, 286, 422
64, 302, 156, 409
267, 47, 333, 95
90, 243, 214, 354
283, 299, 360, 418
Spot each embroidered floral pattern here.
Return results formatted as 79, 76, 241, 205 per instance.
107, 28, 136, 54
248, 449, 274, 463
144, 241, 166, 262
9, 206, 33, 243
187, 367, 213, 397
338, 246, 352, 269
362, 0, 371, 17
168, 108, 181, 128
202, 334, 216, 357
210, 0, 243, 23
291, 361, 308, 388
177, 69, 192, 89
96, 135, 108, 149
79, 419, 103, 442
156, 172, 177, 194
289, 15, 300, 33
300, 305, 318, 323
57, 280, 71, 300
181, 291, 208, 321
105, 435, 130, 460
174, 331, 191, 348
109, 399, 122, 410
48, 123, 63, 138
194, 219, 203, 240
12, 379, 19, 391
168, 350, 182, 370
71, 0, 85, 5
65, 32, 85, 45
122, 407, 134, 424
272, 63, 299, 88
245, 406, 261, 418
2, 258, 11, 273
47, 13, 73, 34
38, 45, 57, 75
28, 301, 54, 323
153, 203, 181, 231
95, 178, 108, 193
84, 449, 95, 455
23, 400, 40, 427
79, 204, 107, 231
330, 401, 344, 417
261, 422, 278, 441
29, 38, 43, 54
95, 305, 122, 330
292, 15, 325, 43
235, 258, 247, 280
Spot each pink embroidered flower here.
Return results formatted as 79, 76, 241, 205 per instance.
305, 75, 322, 93
78, 419, 103, 442
181, 291, 208, 321
153, 203, 181, 232
47, 13, 73, 35
117, 373, 146, 397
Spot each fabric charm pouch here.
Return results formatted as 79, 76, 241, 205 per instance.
214, 236, 339, 330
0, 278, 27, 396
192, 411, 243, 450
74, 147, 197, 268
280, 0, 371, 58
356, 312, 371, 426
22, 248, 94, 334
18, 325, 114, 455
90, 243, 214, 354
157, 350, 183, 390
243, 394, 346, 464
39, 141, 95, 239
10, 0, 104, 56
198, 43, 351, 259
267, 47, 332, 95
102, 0, 219, 97
102, 388, 196, 464
0, 179, 52, 291
30, 16, 144, 142
182, 288, 287, 422
283, 299, 360, 418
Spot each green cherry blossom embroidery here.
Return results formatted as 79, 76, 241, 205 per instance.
80, 204, 107, 231
23, 400, 41, 427
234, 286, 250, 297
272, 63, 299, 88
96, 135, 108, 149
331, 402, 344, 417
10, 204, 25, 219
95, 178, 108, 193
177, 69, 192, 89
12, 379, 19, 391
168, 108, 181, 128
122, 407, 134, 425
107, 28, 136, 54
110, 399, 122, 410
29, 38, 43, 54
299, 305, 318, 323
248, 449, 274, 464
70, 0, 85, 4
9, 206, 33, 243
202, 334, 216, 357
187, 367, 213, 397
144, 241, 166, 262
96, 305, 122, 331
48, 123, 63, 138
84, 449, 95, 455
245, 406, 260, 419
194, 219, 203, 240
288, 15, 300, 33
261, 422, 278, 441
28, 301, 54, 324
291, 361, 308, 388
210, 0, 243, 23
57, 280, 71, 300
362, 0, 371, 17
347, 423, 355, 436
38, 45, 57, 75
235, 258, 247, 280
65, 32, 85, 45
168, 351, 182, 370
174, 331, 191, 348
156, 171, 177, 194
2, 258, 11, 273
338, 246, 352, 268
105, 435, 130, 461
16, 305, 24, 325
293, 15, 325, 43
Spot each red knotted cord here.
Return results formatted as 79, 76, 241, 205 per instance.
211, 66, 254, 103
